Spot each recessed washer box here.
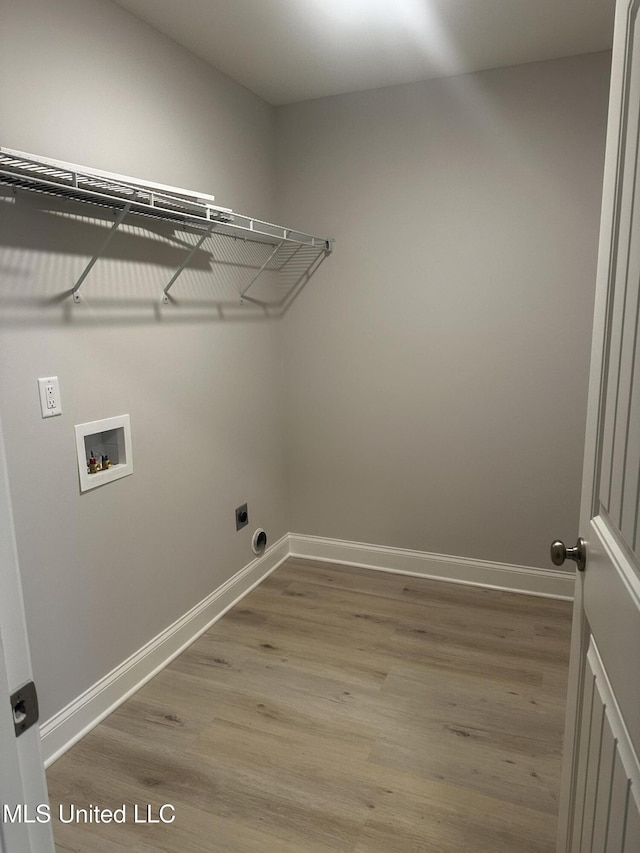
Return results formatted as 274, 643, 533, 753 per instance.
75, 414, 133, 492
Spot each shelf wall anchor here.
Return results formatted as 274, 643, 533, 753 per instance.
71, 203, 132, 302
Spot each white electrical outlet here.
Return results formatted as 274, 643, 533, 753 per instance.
37, 376, 62, 418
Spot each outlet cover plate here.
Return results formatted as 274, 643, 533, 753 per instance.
37, 376, 62, 418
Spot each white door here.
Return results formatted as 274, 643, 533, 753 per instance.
556, 1, 640, 850
0, 416, 54, 853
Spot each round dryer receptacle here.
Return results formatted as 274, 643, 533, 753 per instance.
252, 528, 268, 555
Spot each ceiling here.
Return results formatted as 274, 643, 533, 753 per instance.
114, 0, 615, 106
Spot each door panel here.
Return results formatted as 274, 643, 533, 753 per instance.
559, 1, 640, 850
589, 722, 617, 850
597, 0, 640, 550
624, 806, 640, 851
583, 515, 640, 757
569, 641, 640, 851
607, 758, 630, 852
570, 670, 602, 852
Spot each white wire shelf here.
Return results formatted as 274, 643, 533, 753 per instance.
0, 147, 333, 303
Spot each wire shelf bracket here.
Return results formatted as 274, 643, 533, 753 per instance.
239, 239, 285, 302
71, 203, 131, 302
162, 225, 216, 304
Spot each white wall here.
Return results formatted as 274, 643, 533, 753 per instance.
0, 0, 286, 722
277, 53, 611, 569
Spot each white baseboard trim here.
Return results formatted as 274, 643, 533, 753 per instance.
40, 534, 290, 768
41, 531, 573, 766
288, 534, 575, 600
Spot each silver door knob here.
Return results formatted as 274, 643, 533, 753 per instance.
550, 537, 586, 572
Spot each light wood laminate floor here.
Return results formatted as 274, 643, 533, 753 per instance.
46, 558, 572, 852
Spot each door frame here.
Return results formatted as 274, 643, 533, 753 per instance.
0, 413, 55, 853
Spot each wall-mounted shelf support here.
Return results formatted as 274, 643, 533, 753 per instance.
162, 225, 216, 303
0, 147, 334, 307
240, 239, 285, 302
71, 203, 131, 302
